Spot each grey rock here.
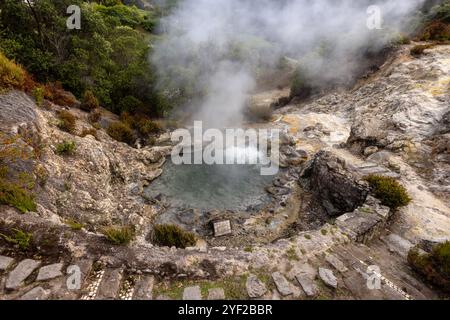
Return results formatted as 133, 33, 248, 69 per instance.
36, 263, 64, 281
271, 272, 293, 296
183, 285, 202, 300
364, 146, 379, 156
19, 286, 50, 300
213, 220, 232, 237
246, 274, 267, 298
301, 151, 369, 216
0, 255, 14, 271
325, 254, 348, 273
207, 288, 225, 300
6, 259, 41, 290
319, 268, 338, 289
96, 268, 123, 300
381, 233, 414, 258
132, 275, 154, 300
295, 274, 318, 297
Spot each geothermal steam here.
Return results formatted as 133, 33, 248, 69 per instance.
152, 0, 425, 127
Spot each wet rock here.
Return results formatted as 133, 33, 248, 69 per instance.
19, 286, 50, 300
272, 272, 293, 296
318, 268, 338, 289
183, 285, 202, 300
0, 255, 14, 271
246, 274, 267, 298
301, 151, 369, 216
6, 259, 41, 290
36, 263, 64, 281
295, 274, 318, 297
207, 288, 225, 300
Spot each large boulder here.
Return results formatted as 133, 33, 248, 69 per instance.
301, 151, 369, 216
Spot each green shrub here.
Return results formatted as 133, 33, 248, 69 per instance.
152, 224, 196, 249
107, 121, 135, 145
80, 128, 98, 140
117, 96, 142, 114
408, 241, 450, 292
65, 219, 83, 231
290, 67, 313, 99
57, 110, 77, 134
88, 109, 102, 123
420, 21, 450, 41
410, 44, 434, 56
136, 119, 162, 136
0, 179, 37, 213
0, 228, 33, 251
365, 175, 412, 210
0, 52, 25, 91
103, 225, 135, 245
247, 104, 273, 122
80, 90, 100, 112
32, 86, 45, 107
56, 140, 76, 155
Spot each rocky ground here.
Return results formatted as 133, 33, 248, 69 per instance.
0, 43, 449, 300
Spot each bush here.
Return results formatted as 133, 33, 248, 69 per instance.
107, 121, 135, 145
80, 90, 100, 112
57, 110, 77, 134
56, 140, 76, 155
103, 225, 135, 245
32, 86, 44, 107
88, 109, 102, 123
247, 104, 273, 122
152, 224, 197, 249
290, 67, 313, 99
420, 21, 450, 41
65, 219, 84, 231
44, 82, 77, 107
80, 128, 98, 140
365, 175, 412, 210
408, 241, 450, 292
410, 44, 434, 56
0, 179, 36, 213
117, 96, 143, 114
0, 52, 25, 91
136, 118, 163, 136
0, 228, 33, 251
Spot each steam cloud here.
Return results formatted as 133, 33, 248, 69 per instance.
152, 0, 425, 127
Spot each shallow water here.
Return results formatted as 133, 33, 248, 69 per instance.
144, 161, 273, 211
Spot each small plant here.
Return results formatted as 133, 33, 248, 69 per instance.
410, 44, 434, 56
80, 90, 99, 112
0, 228, 33, 251
304, 234, 312, 240
136, 118, 163, 136
56, 140, 76, 155
57, 110, 77, 134
103, 225, 135, 245
65, 219, 83, 231
321, 229, 328, 236
286, 247, 299, 261
107, 121, 135, 145
0, 179, 37, 213
365, 175, 411, 210
152, 224, 196, 249
44, 82, 77, 107
244, 246, 253, 253
408, 241, 450, 292
0, 52, 25, 92
80, 128, 98, 140
32, 86, 45, 107
88, 109, 102, 123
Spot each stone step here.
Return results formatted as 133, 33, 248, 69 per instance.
295, 273, 318, 298
95, 268, 123, 300
183, 285, 202, 300
132, 275, 154, 300
5, 259, 41, 290
36, 263, 64, 282
271, 272, 293, 296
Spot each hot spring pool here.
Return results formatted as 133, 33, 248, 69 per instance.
144, 161, 274, 211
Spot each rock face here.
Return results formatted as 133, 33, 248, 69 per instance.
6, 259, 41, 290
301, 151, 369, 216
246, 274, 267, 298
